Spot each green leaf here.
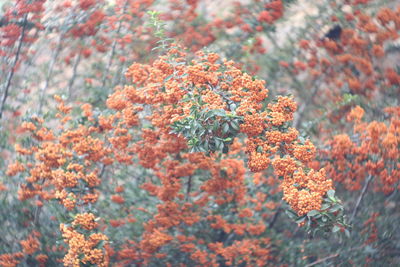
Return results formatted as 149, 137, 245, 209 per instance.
332, 225, 340, 233
216, 139, 224, 151
214, 139, 221, 150
164, 74, 174, 81
285, 210, 297, 220
213, 121, 220, 131
230, 121, 239, 131
327, 190, 335, 200
198, 145, 207, 153
222, 123, 230, 134
214, 109, 226, 116
204, 111, 214, 121
321, 203, 330, 210
307, 210, 319, 217
204, 140, 209, 150
345, 229, 351, 238
313, 214, 322, 219
295, 216, 306, 224
329, 204, 342, 213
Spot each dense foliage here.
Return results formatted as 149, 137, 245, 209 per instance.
0, 0, 399, 266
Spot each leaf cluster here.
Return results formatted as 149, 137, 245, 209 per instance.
171, 102, 242, 154
286, 190, 350, 237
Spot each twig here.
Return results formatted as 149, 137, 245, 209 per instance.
305, 252, 340, 267
99, 163, 106, 178
186, 175, 192, 201
67, 51, 82, 100
269, 207, 282, 228
350, 174, 373, 223
33, 205, 42, 227
385, 186, 398, 202
101, 0, 129, 89
113, 61, 127, 87
38, 33, 64, 114
0, 13, 29, 119
305, 245, 365, 267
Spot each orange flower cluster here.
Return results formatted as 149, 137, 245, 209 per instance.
286, 5, 400, 132
0, 232, 44, 267
140, 229, 173, 254
0, 253, 24, 267
72, 213, 98, 230
324, 106, 399, 193
20, 233, 40, 255
7, 96, 110, 266
346, 105, 365, 123
280, 168, 332, 216
361, 212, 379, 245
60, 224, 109, 267
97, 47, 271, 264
85, 43, 345, 265
238, 94, 332, 215
5, 31, 344, 263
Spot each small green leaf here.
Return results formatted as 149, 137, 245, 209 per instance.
213, 121, 220, 131
285, 210, 297, 220
307, 210, 319, 217
214, 109, 226, 116
222, 123, 230, 134
231, 121, 240, 131
332, 225, 340, 233
321, 203, 330, 210
216, 139, 224, 151
164, 74, 173, 81
327, 190, 335, 200
329, 204, 342, 213
345, 229, 351, 238
295, 216, 306, 224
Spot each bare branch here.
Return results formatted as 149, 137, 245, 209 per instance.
67, 51, 82, 100
350, 174, 373, 223
38, 33, 64, 114
0, 14, 29, 119
305, 253, 340, 267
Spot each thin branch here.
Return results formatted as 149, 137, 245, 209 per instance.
385, 186, 398, 202
350, 174, 373, 223
0, 13, 29, 119
269, 207, 282, 228
305, 245, 365, 267
99, 163, 107, 178
67, 51, 82, 100
38, 33, 64, 114
114, 61, 126, 87
101, 0, 129, 89
186, 175, 192, 201
305, 253, 340, 267
33, 204, 42, 227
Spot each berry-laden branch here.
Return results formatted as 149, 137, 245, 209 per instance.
107, 43, 348, 235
